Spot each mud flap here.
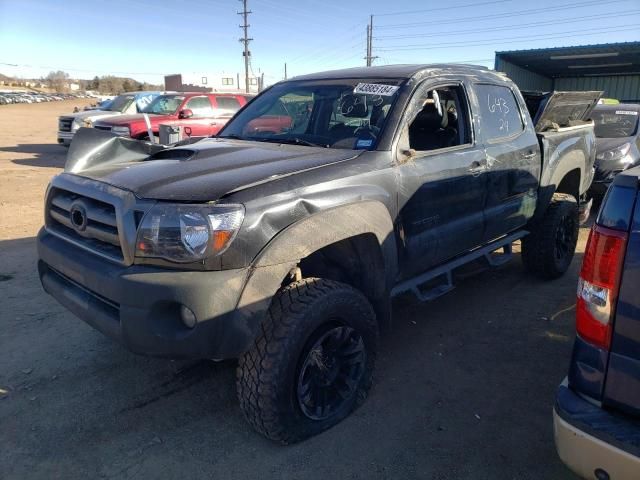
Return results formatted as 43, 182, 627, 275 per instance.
579, 197, 593, 225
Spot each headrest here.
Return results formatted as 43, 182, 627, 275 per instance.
413, 102, 444, 130
339, 94, 368, 118
447, 109, 457, 127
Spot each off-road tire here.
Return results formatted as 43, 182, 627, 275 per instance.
522, 192, 579, 279
237, 278, 378, 444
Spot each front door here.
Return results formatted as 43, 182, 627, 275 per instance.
181, 95, 217, 136
397, 82, 487, 278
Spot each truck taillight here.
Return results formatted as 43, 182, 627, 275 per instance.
576, 225, 628, 350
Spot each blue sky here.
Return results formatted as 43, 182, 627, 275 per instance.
1, 0, 639, 84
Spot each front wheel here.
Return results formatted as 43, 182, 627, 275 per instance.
522, 192, 579, 279
236, 278, 378, 444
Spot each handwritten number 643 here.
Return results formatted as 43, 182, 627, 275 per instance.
487, 94, 509, 115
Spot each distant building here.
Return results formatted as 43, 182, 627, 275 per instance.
164, 72, 261, 94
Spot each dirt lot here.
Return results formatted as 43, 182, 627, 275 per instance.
1, 101, 581, 479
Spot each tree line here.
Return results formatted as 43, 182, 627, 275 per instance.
43, 70, 163, 94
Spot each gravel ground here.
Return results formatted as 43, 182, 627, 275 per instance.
0, 100, 580, 479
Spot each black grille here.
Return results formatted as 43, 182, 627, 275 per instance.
47, 188, 123, 261
58, 117, 74, 132
94, 125, 111, 131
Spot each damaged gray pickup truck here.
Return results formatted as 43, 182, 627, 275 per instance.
37, 65, 600, 443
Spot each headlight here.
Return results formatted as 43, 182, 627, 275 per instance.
72, 119, 84, 131
111, 126, 130, 136
596, 142, 631, 162
135, 204, 244, 263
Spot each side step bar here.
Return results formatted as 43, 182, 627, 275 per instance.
391, 230, 528, 303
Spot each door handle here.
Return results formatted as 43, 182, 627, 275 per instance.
469, 160, 484, 172
521, 151, 537, 159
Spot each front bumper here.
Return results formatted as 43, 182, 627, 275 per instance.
57, 130, 74, 145
37, 228, 253, 359
554, 381, 640, 480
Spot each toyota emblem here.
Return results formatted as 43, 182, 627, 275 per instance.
70, 203, 88, 232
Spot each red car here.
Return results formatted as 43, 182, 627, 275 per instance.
92, 93, 251, 140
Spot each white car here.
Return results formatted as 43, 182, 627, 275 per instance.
57, 91, 164, 146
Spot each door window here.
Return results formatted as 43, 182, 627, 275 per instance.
216, 96, 242, 112
185, 96, 214, 118
408, 85, 471, 152
475, 84, 524, 141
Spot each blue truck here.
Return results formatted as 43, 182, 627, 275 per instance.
554, 165, 640, 479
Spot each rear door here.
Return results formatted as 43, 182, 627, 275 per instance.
474, 83, 540, 241
210, 96, 244, 135
602, 173, 640, 417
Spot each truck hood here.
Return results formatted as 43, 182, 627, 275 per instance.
594, 137, 636, 171
65, 129, 361, 201
596, 137, 634, 155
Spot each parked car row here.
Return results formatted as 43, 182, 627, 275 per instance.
57, 91, 167, 145
58, 91, 261, 145
0, 91, 93, 105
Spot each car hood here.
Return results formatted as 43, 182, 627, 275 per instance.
95, 113, 165, 126
65, 129, 361, 201
596, 136, 634, 156
67, 110, 124, 122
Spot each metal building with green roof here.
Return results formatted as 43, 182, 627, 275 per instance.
495, 42, 640, 102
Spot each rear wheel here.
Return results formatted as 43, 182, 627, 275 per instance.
522, 193, 579, 279
236, 278, 378, 444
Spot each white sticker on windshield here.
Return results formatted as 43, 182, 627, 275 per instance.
354, 83, 399, 96
615, 110, 638, 115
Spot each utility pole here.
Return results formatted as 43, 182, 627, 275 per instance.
366, 24, 371, 66
284, 62, 287, 80
365, 14, 378, 67
238, 0, 252, 93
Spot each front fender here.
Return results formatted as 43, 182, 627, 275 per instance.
230, 201, 398, 355
253, 200, 396, 270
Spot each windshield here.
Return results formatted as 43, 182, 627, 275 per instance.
142, 95, 184, 115
107, 95, 135, 112
218, 79, 403, 149
592, 108, 639, 138
97, 99, 113, 110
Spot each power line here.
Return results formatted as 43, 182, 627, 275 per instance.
375, 0, 512, 16
374, 10, 640, 40
375, 0, 631, 29
376, 25, 639, 51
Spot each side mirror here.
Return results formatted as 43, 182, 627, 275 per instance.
179, 109, 193, 119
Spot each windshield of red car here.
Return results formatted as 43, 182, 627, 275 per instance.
142, 95, 184, 115
218, 78, 403, 150
592, 108, 639, 138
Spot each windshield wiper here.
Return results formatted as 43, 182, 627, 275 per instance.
219, 134, 247, 140
254, 137, 329, 148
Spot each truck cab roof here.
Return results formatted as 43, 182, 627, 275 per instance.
290, 64, 503, 83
